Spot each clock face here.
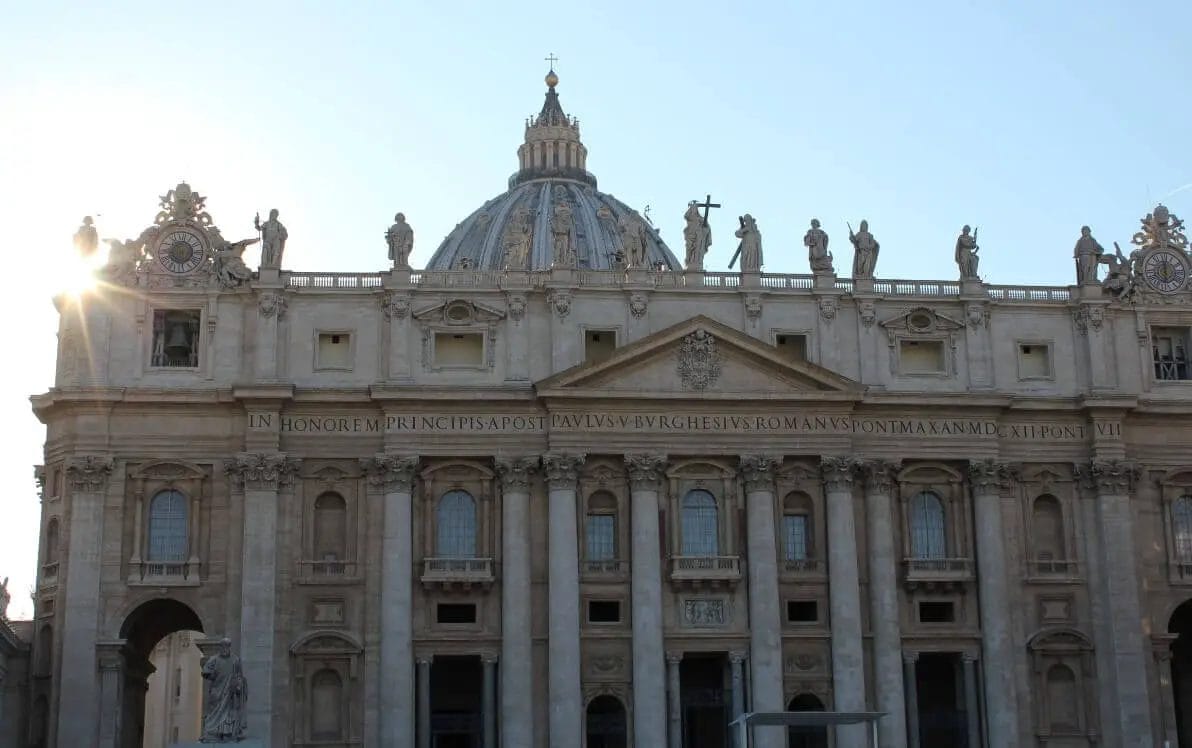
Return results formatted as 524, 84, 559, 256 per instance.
1142, 249, 1189, 294
156, 229, 206, 274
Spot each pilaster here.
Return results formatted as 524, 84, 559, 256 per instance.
381, 291, 413, 382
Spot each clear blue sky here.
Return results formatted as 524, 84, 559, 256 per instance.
1, 0, 1189, 615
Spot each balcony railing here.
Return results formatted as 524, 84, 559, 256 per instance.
298, 559, 360, 580
582, 559, 628, 576
781, 558, 824, 574
129, 560, 199, 585
285, 271, 385, 289
669, 555, 741, 589
421, 557, 495, 589
902, 557, 973, 589
1027, 559, 1080, 578
40, 561, 58, 583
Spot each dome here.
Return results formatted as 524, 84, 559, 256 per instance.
426, 71, 681, 272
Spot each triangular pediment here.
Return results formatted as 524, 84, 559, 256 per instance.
537, 316, 862, 400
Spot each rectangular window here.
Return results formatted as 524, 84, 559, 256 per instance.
584, 329, 617, 364
786, 600, 817, 623
899, 339, 946, 374
316, 332, 353, 370
436, 603, 477, 624
150, 309, 201, 367
775, 333, 807, 362
1018, 343, 1053, 379
585, 514, 616, 561
918, 601, 955, 623
587, 600, 621, 623
435, 332, 484, 367
1153, 327, 1190, 381
781, 514, 808, 561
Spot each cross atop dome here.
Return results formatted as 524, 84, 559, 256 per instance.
511, 64, 595, 188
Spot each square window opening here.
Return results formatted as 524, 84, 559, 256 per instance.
151, 309, 201, 368
775, 333, 807, 362
1018, 343, 1052, 379
588, 600, 621, 623
919, 601, 955, 623
1153, 327, 1191, 381
899, 339, 946, 375
786, 600, 817, 623
435, 332, 484, 367
317, 332, 353, 370
436, 603, 477, 624
585, 329, 617, 364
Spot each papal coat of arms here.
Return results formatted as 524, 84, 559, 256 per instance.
677, 329, 722, 390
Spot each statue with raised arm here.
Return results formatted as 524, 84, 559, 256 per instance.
683, 202, 712, 271
1100, 242, 1137, 301
209, 228, 258, 289
200, 638, 247, 742
502, 208, 533, 270
620, 213, 648, 268
955, 225, 980, 279
551, 189, 575, 267
1073, 225, 1105, 285
805, 218, 833, 273
73, 216, 99, 257
385, 212, 414, 269
849, 219, 879, 278
254, 209, 288, 270
731, 214, 763, 272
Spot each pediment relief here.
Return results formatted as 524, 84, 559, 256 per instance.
412, 298, 505, 326
879, 306, 964, 335
1021, 465, 1072, 488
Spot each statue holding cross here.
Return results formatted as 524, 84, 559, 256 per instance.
684, 194, 717, 271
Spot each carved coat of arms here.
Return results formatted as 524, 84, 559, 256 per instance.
677, 329, 722, 390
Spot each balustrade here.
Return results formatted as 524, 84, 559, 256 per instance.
421, 556, 496, 589
669, 555, 741, 589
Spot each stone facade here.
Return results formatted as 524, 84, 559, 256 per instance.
22, 73, 1192, 748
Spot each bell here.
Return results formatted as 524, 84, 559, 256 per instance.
164, 322, 190, 359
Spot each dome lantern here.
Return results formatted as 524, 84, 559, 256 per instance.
511, 69, 595, 189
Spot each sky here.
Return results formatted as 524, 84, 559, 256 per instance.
1, 0, 1190, 617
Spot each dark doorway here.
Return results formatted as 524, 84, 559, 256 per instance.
586, 694, 628, 748
430, 655, 482, 748
787, 694, 828, 748
915, 653, 968, 748
1170, 599, 1192, 746
681, 654, 728, 748
118, 598, 204, 748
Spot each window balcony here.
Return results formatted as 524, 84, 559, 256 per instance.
1026, 558, 1081, 582
421, 556, 495, 591
669, 555, 741, 590
901, 557, 973, 591
1169, 559, 1192, 585
582, 559, 628, 580
780, 558, 825, 577
297, 559, 362, 585
128, 559, 200, 587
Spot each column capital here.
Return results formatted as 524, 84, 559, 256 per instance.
961, 651, 979, 664
729, 650, 748, 665
362, 454, 418, 493
820, 456, 858, 492
624, 453, 667, 487
1075, 459, 1140, 494
1152, 633, 1179, 662
480, 651, 500, 665
494, 456, 539, 491
416, 654, 434, 666
739, 454, 780, 493
860, 459, 899, 494
665, 651, 684, 665
542, 452, 585, 488
224, 452, 299, 490
968, 459, 1018, 494
95, 639, 129, 671
902, 651, 919, 665
66, 455, 114, 492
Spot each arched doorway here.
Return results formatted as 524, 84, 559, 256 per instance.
787, 694, 827, 748
117, 598, 204, 748
586, 695, 628, 748
1170, 599, 1192, 746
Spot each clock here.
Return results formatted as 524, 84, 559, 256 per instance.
156, 228, 207, 274
1142, 249, 1189, 294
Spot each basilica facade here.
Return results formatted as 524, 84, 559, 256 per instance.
26, 71, 1192, 748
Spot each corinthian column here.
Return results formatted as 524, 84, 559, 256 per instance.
1079, 459, 1154, 746
822, 457, 867, 748
625, 453, 668, 748
364, 454, 419, 748
225, 451, 299, 745
969, 459, 1019, 748
542, 452, 585, 748
495, 456, 539, 748
862, 460, 907, 748
740, 454, 784, 748
58, 455, 114, 748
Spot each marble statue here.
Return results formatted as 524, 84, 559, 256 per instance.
849, 220, 879, 278
385, 213, 414, 269
955, 225, 980, 279
102, 231, 150, 284
210, 228, 258, 289
1132, 203, 1189, 252
73, 216, 99, 257
254, 209, 288, 270
804, 219, 833, 273
1101, 243, 1137, 300
201, 638, 248, 742
551, 193, 575, 267
732, 214, 763, 272
502, 208, 533, 270
619, 214, 648, 268
683, 202, 712, 271
1074, 225, 1105, 285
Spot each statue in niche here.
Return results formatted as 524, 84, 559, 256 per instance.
254, 208, 288, 269
551, 189, 575, 267
209, 228, 257, 289
730, 214, 763, 272
619, 213, 648, 267
73, 216, 99, 257
502, 208, 533, 270
200, 638, 248, 742
683, 202, 712, 271
955, 225, 980, 279
385, 213, 414, 269
804, 218, 833, 272
1073, 225, 1105, 285
849, 220, 879, 278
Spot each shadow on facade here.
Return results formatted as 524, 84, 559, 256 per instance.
118, 598, 204, 748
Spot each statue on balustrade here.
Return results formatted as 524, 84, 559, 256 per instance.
209, 228, 257, 289
1073, 225, 1105, 285
805, 218, 833, 273
200, 638, 248, 742
955, 225, 980, 279
730, 214, 763, 272
849, 219, 879, 278
385, 212, 414, 270
73, 216, 99, 257
683, 201, 712, 271
254, 208, 288, 270
1101, 243, 1138, 301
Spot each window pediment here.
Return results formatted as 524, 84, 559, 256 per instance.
128, 460, 207, 482
412, 298, 506, 325
879, 306, 964, 335
290, 630, 363, 655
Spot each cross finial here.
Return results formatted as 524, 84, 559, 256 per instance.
545, 53, 559, 70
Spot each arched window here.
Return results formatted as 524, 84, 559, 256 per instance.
147, 490, 188, 562
585, 491, 617, 562
1032, 495, 1066, 561
310, 669, 344, 740
585, 694, 628, 748
1046, 664, 1079, 731
44, 518, 59, 566
787, 694, 828, 748
681, 489, 719, 556
313, 493, 347, 561
1174, 495, 1192, 562
909, 491, 946, 560
436, 490, 477, 557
